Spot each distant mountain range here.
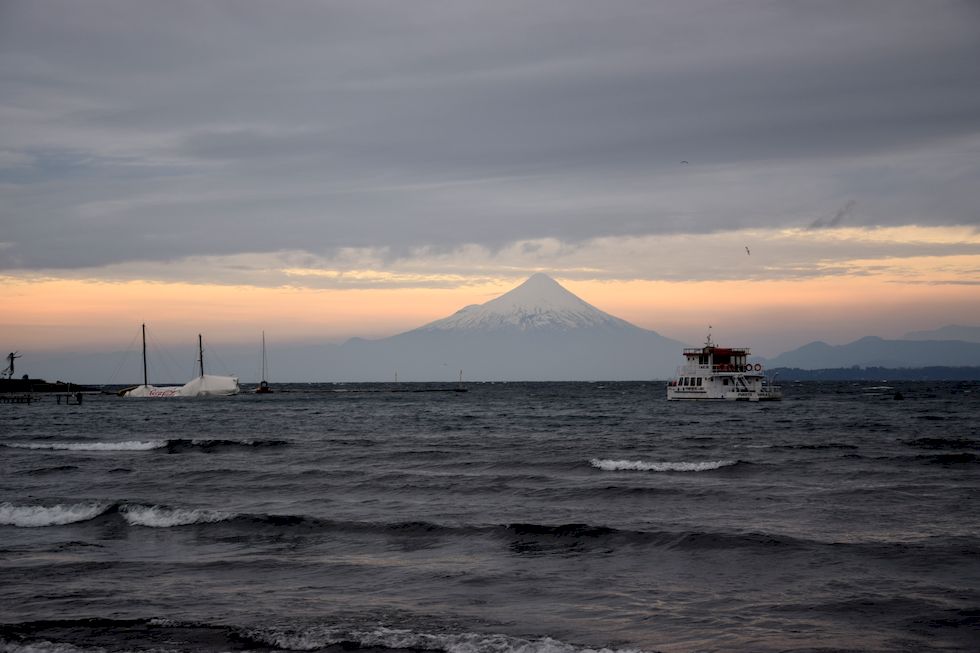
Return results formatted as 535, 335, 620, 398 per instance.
10, 275, 980, 382
765, 335, 980, 369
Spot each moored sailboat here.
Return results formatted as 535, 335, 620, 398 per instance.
255, 331, 273, 394
121, 325, 239, 397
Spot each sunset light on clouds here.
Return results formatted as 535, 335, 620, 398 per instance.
2, 1, 979, 372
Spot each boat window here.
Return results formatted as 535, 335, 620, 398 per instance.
723, 378, 729, 386
696, 377, 702, 386
682, 377, 688, 386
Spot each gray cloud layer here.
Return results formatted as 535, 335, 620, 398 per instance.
2, 0, 979, 271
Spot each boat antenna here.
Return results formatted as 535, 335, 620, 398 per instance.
198, 334, 205, 377
705, 325, 713, 347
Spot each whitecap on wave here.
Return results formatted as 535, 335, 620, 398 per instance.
590, 458, 737, 472
0, 502, 110, 527
0, 640, 102, 653
247, 625, 647, 653
119, 504, 235, 527
3, 441, 167, 451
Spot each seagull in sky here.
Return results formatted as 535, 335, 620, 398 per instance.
680, 161, 689, 165
745, 246, 751, 255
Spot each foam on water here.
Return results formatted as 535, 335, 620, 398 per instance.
0, 641, 105, 653
0, 502, 110, 527
119, 504, 235, 527
247, 625, 648, 653
590, 458, 737, 472
4, 441, 167, 451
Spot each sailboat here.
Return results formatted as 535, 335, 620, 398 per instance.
121, 325, 240, 397
255, 331, 273, 394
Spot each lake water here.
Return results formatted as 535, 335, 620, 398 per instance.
1, 382, 978, 652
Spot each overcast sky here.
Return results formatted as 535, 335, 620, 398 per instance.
2, 0, 978, 277
2, 1, 979, 359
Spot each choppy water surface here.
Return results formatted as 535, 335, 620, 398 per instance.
1, 382, 978, 653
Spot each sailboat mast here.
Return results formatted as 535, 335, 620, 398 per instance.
198, 334, 204, 377
142, 323, 148, 387
261, 331, 267, 382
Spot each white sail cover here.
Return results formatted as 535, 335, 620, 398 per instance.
122, 374, 239, 398
180, 374, 240, 397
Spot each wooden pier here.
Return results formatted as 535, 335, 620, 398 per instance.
0, 394, 35, 404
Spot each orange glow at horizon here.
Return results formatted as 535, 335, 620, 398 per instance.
0, 277, 509, 352
564, 277, 980, 349
3, 274, 979, 355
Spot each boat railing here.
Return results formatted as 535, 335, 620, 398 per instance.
760, 384, 783, 399
760, 372, 782, 399
684, 347, 752, 355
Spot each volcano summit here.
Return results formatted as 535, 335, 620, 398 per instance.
419, 273, 638, 334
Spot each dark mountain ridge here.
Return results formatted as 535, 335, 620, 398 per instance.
766, 335, 980, 369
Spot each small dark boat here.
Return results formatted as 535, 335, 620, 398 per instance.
255, 331, 273, 394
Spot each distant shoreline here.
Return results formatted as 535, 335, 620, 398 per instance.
771, 366, 980, 381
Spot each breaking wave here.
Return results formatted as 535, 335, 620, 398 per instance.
0, 502, 111, 528
119, 504, 236, 527
2, 439, 288, 453
0, 619, 650, 653
242, 624, 646, 653
0, 502, 233, 528
3, 441, 166, 451
589, 458, 738, 472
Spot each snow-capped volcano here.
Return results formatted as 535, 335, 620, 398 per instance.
420, 273, 631, 332
327, 273, 686, 380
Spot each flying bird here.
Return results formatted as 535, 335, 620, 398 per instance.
680, 161, 689, 165
745, 246, 751, 255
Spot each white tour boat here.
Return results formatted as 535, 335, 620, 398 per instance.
666, 334, 781, 401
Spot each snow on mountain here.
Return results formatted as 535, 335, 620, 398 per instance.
418, 273, 632, 333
